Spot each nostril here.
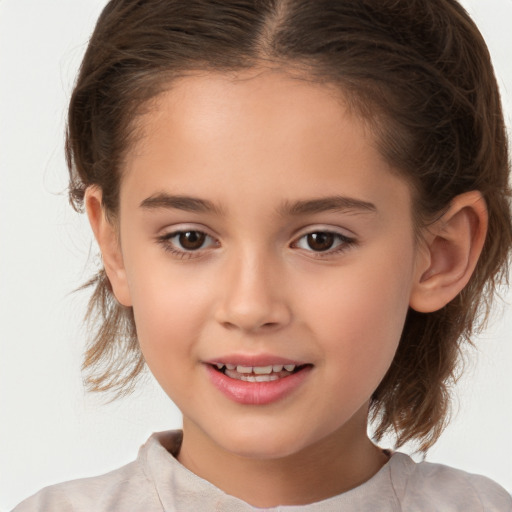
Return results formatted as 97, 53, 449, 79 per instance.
214, 293, 292, 332
220, 319, 282, 333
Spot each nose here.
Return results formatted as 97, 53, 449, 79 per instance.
214, 251, 292, 333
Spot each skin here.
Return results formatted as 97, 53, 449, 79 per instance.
87, 69, 488, 507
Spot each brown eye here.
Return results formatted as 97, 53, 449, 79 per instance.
306, 232, 335, 251
293, 230, 355, 255
178, 231, 206, 250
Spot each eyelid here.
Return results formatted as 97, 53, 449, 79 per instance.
156, 224, 220, 258
155, 223, 357, 259
290, 226, 357, 256
291, 224, 356, 241
157, 222, 215, 236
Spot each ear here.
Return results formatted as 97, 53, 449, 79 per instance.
85, 186, 132, 307
409, 191, 488, 313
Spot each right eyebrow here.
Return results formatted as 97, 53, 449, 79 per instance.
139, 193, 223, 215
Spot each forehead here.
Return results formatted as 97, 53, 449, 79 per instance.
121, 69, 413, 223
134, 68, 353, 159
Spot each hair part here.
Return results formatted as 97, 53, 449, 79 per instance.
67, 0, 512, 453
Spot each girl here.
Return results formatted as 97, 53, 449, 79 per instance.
11, 0, 512, 510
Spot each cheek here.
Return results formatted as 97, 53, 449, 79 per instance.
126, 265, 212, 371
302, 251, 414, 384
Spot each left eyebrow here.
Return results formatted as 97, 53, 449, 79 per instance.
140, 193, 224, 215
278, 196, 377, 216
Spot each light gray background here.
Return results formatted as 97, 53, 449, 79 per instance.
1, 1, 511, 510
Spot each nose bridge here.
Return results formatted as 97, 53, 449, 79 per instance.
216, 244, 290, 332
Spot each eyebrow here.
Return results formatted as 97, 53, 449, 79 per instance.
140, 193, 223, 215
279, 196, 377, 216
139, 193, 377, 217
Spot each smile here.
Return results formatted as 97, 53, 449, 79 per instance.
214, 363, 304, 382
206, 361, 312, 405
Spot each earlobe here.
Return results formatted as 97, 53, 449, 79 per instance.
85, 186, 132, 307
409, 191, 488, 313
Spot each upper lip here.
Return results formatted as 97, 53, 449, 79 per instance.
204, 354, 309, 367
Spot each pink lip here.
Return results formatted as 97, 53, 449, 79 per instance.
205, 363, 312, 406
205, 354, 307, 367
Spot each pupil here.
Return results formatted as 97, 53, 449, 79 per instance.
179, 231, 205, 250
307, 232, 334, 251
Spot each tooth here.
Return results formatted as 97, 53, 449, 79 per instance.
255, 375, 273, 382
272, 365, 284, 372
237, 365, 252, 373
215, 363, 224, 370
225, 370, 282, 382
225, 364, 236, 370
253, 366, 273, 374
224, 368, 237, 379
283, 364, 296, 372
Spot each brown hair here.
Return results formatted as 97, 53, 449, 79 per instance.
67, 0, 512, 452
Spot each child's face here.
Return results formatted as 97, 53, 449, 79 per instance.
110, 70, 425, 459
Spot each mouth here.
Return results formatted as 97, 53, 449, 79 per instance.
205, 359, 313, 405
211, 363, 309, 382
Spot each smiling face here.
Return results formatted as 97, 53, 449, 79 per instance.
99, 70, 425, 466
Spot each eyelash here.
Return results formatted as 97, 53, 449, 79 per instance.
156, 229, 356, 260
156, 230, 218, 259
291, 231, 356, 258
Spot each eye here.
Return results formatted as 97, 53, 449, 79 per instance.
157, 229, 218, 256
293, 231, 355, 254
173, 231, 208, 250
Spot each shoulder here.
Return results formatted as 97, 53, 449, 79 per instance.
11, 460, 159, 512
10, 433, 174, 512
388, 452, 512, 511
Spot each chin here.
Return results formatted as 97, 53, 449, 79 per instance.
210, 423, 320, 461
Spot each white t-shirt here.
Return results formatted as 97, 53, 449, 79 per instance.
13, 430, 512, 511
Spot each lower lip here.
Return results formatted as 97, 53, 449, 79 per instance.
205, 365, 312, 405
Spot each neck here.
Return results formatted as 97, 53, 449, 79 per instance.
177, 407, 388, 507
